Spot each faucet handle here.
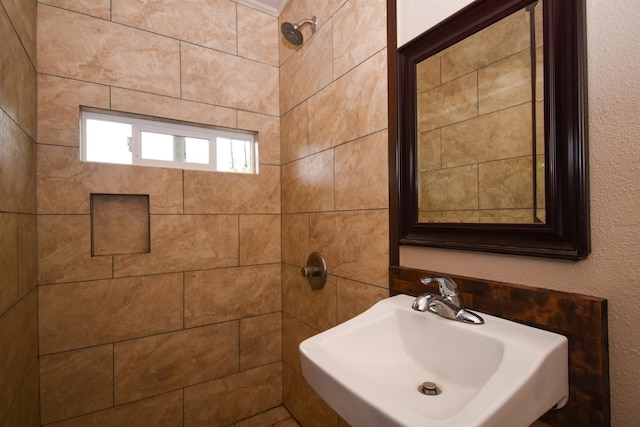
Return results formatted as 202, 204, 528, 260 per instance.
420, 275, 459, 297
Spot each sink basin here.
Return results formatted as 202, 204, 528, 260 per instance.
299, 294, 568, 427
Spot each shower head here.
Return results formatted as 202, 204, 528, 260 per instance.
281, 16, 317, 46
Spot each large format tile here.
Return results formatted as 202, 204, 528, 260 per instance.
184, 264, 281, 328
281, 150, 334, 213
0, 110, 36, 214
0, 6, 36, 138
419, 165, 479, 212
332, 0, 386, 79
237, 110, 280, 166
280, 102, 308, 164
418, 72, 478, 132
39, 345, 113, 424
37, 75, 110, 147
478, 49, 532, 115
0, 214, 18, 315
1, 0, 37, 64
240, 312, 282, 370
111, 88, 237, 131
184, 165, 280, 214
283, 313, 318, 375
0, 291, 38, 423
281, 213, 310, 267
238, 4, 279, 66
113, 214, 238, 277
478, 157, 533, 209
239, 215, 281, 265
308, 50, 387, 153
0, 362, 39, 427
38, 0, 110, 19
44, 391, 182, 427
282, 264, 337, 332
37, 215, 113, 285
37, 145, 183, 215
112, 0, 237, 54
283, 364, 338, 427
335, 130, 388, 210
39, 274, 183, 355
114, 323, 239, 404
38, 5, 180, 97
17, 214, 37, 298
184, 363, 282, 427
336, 278, 388, 324
181, 43, 278, 116
309, 210, 388, 287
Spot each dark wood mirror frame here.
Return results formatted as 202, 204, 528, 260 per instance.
388, 0, 590, 262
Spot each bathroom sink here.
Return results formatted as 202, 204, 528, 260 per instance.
299, 294, 568, 427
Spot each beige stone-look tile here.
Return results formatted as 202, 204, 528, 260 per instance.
39, 344, 113, 424
235, 406, 292, 427
279, 19, 333, 114
184, 362, 282, 427
240, 215, 281, 265
240, 312, 282, 370
0, 7, 36, 139
309, 210, 389, 287
419, 165, 478, 212
37, 145, 183, 215
283, 313, 318, 375
45, 391, 183, 427
335, 130, 388, 210
284, 364, 339, 427
38, 273, 183, 355
282, 213, 310, 267
281, 101, 308, 164
478, 49, 532, 115
441, 103, 533, 168
0, 109, 36, 214
238, 110, 280, 166
307, 0, 347, 29
308, 50, 387, 153
181, 43, 278, 116
17, 214, 37, 299
418, 129, 442, 172
238, 4, 279, 66
0, 291, 38, 423
111, 87, 237, 131
417, 54, 441, 94
37, 215, 113, 285
281, 150, 334, 214
478, 157, 533, 209
37, 75, 110, 147
113, 214, 238, 277
440, 8, 530, 83
0, 214, 18, 316
336, 278, 388, 324
2, 0, 37, 64
418, 72, 478, 132
92, 194, 150, 256
185, 264, 281, 328
112, 0, 236, 54
38, 5, 180, 97
332, 0, 387, 79
0, 361, 39, 427
184, 165, 280, 214
282, 264, 337, 332
38, 0, 110, 19
114, 323, 239, 404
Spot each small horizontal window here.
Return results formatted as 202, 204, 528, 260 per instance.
80, 108, 257, 174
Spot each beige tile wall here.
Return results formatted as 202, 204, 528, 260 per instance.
36, 1, 283, 425
0, 0, 40, 425
279, 0, 390, 424
416, 7, 542, 224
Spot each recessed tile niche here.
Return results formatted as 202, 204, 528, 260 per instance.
91, 194, 150, 256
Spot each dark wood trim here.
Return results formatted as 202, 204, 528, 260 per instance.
387, 0, 399, 266
390, 266, 610, 426
389, 0, 590, 260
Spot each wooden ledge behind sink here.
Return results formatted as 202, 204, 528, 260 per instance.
390, 266, 610, 427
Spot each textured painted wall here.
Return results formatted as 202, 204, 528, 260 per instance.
400, 0, 640, 424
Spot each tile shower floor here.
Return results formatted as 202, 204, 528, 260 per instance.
230, 406, 300, 427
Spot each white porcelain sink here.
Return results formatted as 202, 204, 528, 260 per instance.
299, 294, 568, 427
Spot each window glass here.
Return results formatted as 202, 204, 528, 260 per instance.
85, 118, 132, 165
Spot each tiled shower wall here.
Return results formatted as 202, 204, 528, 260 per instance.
278, 0, 390, 424
0, 0, 39, 425
36, 1, 283, 425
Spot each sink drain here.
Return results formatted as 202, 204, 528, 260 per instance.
418, 381, 440, 396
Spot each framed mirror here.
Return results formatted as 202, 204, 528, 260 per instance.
389, 0, 590, 260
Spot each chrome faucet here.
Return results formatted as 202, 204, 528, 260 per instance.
412, 275, 484, 324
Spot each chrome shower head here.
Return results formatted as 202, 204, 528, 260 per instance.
281, 16, 317, 46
